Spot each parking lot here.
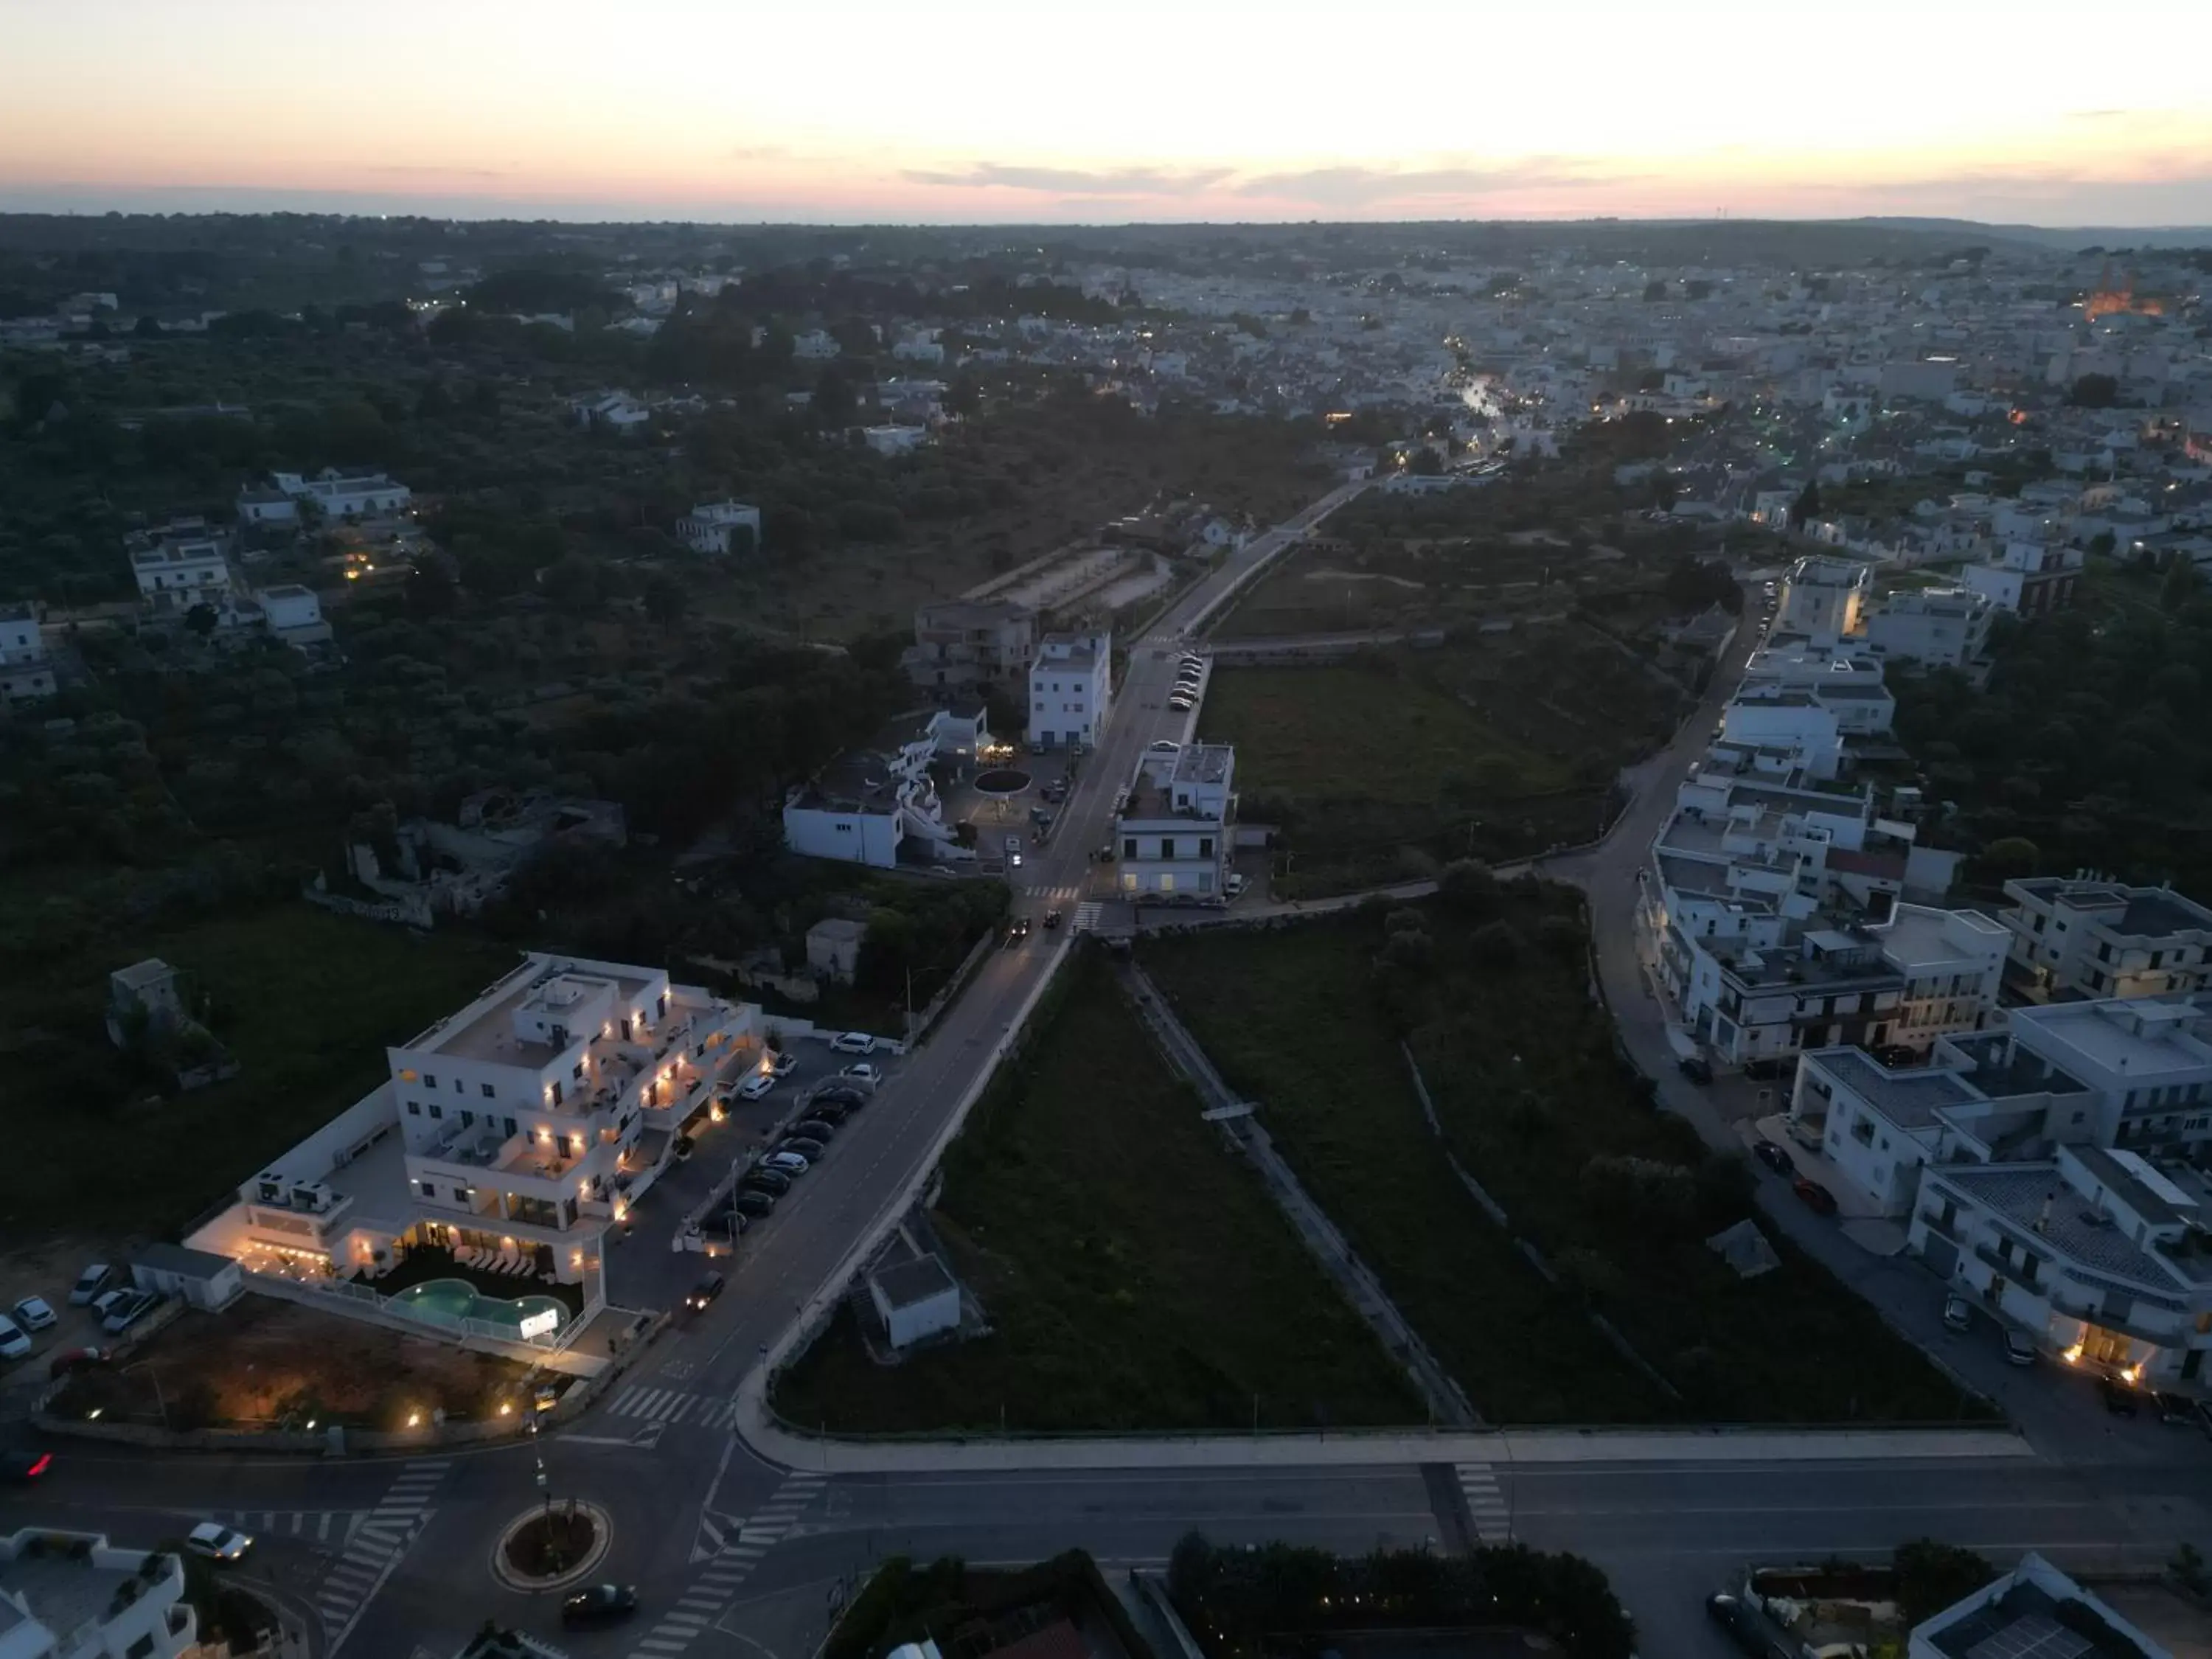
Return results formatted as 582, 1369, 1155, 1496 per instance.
602, 1035, 894, 1316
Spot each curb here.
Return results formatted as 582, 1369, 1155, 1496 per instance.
490, 1500, 613, 1594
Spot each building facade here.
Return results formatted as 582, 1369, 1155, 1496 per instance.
905, 599, 1036, 690
0, 602, 54, 705
1116, 743, 1234, 901
0, 1528, 197, 1659
1029, 630, 1112, 749
1999, 877, 2212, 1001
676, 501, 762, 555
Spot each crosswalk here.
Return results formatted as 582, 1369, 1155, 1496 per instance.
605, 1382, 737, 1430
1455, 1461, 1512, 1543
200, 1509, 374, 1546
319, 1458, 448, 1652
1023, 882, 1085, 903
1071, 900, 1103, 933
627, 1472, 826, 1658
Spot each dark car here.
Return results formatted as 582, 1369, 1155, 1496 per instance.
672, 1134, 695, 1161
715, 1209, 750, 1237
2152, 1391, 2195, 1427
0, 1443, 52, 1484
562, 1583, 639, 1629
1006, 917, 1032, 946
1705, 1593, 1794, 1659
1792, 1178, 1838, 1216
792, 1119, 838, 1142
1043, 909, 1063, 930
732, 1190, 777, 1218
1753, 1141, 1795, 1176
812, 1086, 865, 1110
740, 1167, 792, 1195
2098, 1375, 2141, 1417
780, 1136, 827, 1160
1677, 1054, 1714, 1085
684, 1273, 724, 1313
806, 1100, 851, 1126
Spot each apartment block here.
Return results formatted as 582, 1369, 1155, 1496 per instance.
1860, 585, 1995, 669
676, 500, 762, 555
1029, 629, 1112, 749
2000, 877, 2212, 1000
904, 598, 1037, 690
1773, 554, 1873, 644
0, 601, 55, 705
1116, 742, 1234, 902
782, 706, 986, 869
0, 1528, 196, 1659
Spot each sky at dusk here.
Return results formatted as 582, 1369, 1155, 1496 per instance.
4, 0, 2211, 226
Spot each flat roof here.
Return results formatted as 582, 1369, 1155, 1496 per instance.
406, 959, 658, 1067
1935, 1164, 2181, 1290
1879, 905, 2003, 971
1808, 1046, 1979, 1129
2012, 997, 2212, 1082
872, 1254, 956, 1309
0, 1549, 153, 1641
1172, 742, 1234, 786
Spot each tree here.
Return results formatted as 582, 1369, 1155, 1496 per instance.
814, 366, 857, 427
2161, 554, 2200, 613
133, 313, 163, 339
640, 571, 686, 625
1470, 919, 1521, 968
1894, 1540, 1997, 1624
183, 603, 218, 637
1438, 858, 1500, 917
2069, 372, 2119, 408
1978, 835, 2042, 880
1791, 478, 1823, 526
1642, 279, 1668, 302
1406, 447, 1444, 476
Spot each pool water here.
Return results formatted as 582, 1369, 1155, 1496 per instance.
392, 1278, 567, 1332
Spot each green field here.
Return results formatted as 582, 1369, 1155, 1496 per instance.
1197, 661, 1605, 896
1142, 897, 1983, 1425
769, 949, 1424, 1433
0, 898, 515, 1241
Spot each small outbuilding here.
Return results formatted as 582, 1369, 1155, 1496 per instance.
131, 1242, 244, 1311
805, 917, 869, 984
867, 1256, 960, 1349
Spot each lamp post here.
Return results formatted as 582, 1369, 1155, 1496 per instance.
121, 1361, 168, 1430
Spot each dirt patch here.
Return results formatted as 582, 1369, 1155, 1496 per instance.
53, 1293, 534, 1430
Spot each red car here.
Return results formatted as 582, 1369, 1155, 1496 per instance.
1792, 1178, 1838, 1216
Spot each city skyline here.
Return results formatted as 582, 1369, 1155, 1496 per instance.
4, 0, 2211, 226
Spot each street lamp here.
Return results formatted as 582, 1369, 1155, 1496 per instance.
120, 1361, 168, 1431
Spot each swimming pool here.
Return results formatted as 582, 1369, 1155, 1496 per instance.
392, 1278, 568, 1335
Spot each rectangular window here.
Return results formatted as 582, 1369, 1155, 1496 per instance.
429, 1103, 443, 1120
481, 1082, 495, 1098
504, 1117, 518, 1137
454, 1077, 465, 1092
1198, 837, 1214, 858
460, 1110, 474, 1128
1124, 837, 1138, 859
420, 1182, 438, 1200
406, 1100, 420, 1116
423, 1074, 438, 1089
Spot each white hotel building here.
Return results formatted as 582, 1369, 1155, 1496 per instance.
192, 953, 760, 1308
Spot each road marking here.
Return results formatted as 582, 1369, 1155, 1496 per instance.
608, 1386, 737, 1430
321, 1459, 450, 1655
626, 1472, 825, 1659
1456, 1462, 1512, 1541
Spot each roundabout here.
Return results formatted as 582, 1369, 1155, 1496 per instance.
490, 1499, 612, 1593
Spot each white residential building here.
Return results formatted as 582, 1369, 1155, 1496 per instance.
676, 501, 762, 556
1910, 1554, 2171, 1659
572, 390, 653, 434
890, 333, 945, 365
1116, 742, 1235, 902
270, 468, 413, 521
255, 582, 330, 646
1029, 630, 1112, 750
129, 534, 234, 615
190, 953, 759, 1304
782, 706, 984, 869
1774, 554, 1873, 645
1960, 538, 2083, 616
1999, 877, 2212, 1001
792, 329, 841, 361
1860, 586, 1995, 669
0, 602, 55, 705
0, 1527, 198, 1659
860, 424, 928, 457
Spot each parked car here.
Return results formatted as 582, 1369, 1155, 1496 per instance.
768, 1051, 799, 1079
1753, 1140, 1795, 1176
2097, 1375, 2142, 1416
671, 1135, 695, 1161
841, 1062, 884, 1085
1169, 697, 1194, 712
716, 1208, 750, 1237
684, 1273, 725, 1313
1148, 740, 1179, 754
1705, 1593, 1794, 1659
1224, 873, 1248, 900
1677, 1054, 1714, 1085
46, 1347, 108, 1381
2003, 1329, 2037, 1366
68, 1265, 113, 1307
561, 1585, 640, 1630
1095, 844, 1116, 863
829, 1031, 876, 1056
11, 1297, 56, 1334
1791, 1178, 1838, 1216
101, 1293, 159, 1336
793, 1119, 838, 1143
737, 1073, 776, 1100
2152, 1391, 2196, 1427
762, 1152, 810, 1175
0, 1318, 29, 1361
88, 1289, 131, 1323
804, 1100, 851, 1126
1942, 1295, 1972, 1332
811, 1087, 866, 1110
186, 1523, 254, 1563
779, 1136, 827, 1161
741, 1167, 792, 1195
732, 1191, 778, 1218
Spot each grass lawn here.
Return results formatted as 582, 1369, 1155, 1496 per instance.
1197, 661, 1602, 897
1144, 897, 1983, 1425
1139, 922, 1663, 1424
769, 949, 1424, 1433
0, 899, 515, 1242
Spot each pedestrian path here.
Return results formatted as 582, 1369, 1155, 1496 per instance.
201, 1508, 375, 1546
319, 1458, 448, 1652
605, 1383, 738, 1430
1071, 901, 1104, 933
626, 1472, 827, 1658
1022, 881, 1085, 904
1455, 1461, 1512, 1542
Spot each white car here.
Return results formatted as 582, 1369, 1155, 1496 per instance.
69, 1265, 113, 1307
841, 1062, 883, 1086
102, 1293, 159, 1335
1225, 872, 1248, 899
1169, 697, 1194, 712
186, 1523, 254, 1563
11, 1297, 55, 1333
1148, 740, 1179, 754
737, 1073, 776, 1100
0, 1317, 29, 1361
89, 1288, 131, 1322
828, 1031, 876, 1056
768, 1051, 798, 1079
